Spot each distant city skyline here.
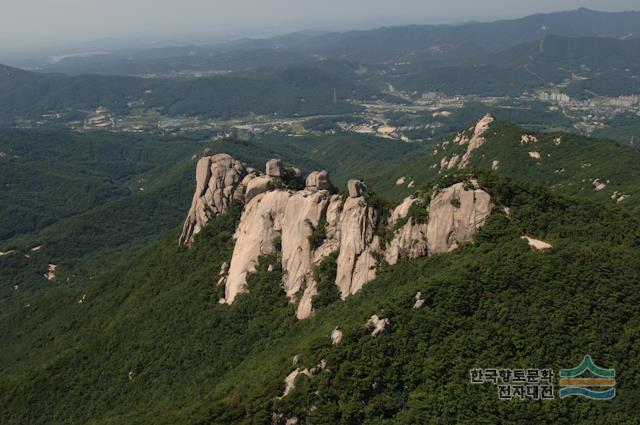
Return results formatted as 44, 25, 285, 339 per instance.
1, 1, 639, 53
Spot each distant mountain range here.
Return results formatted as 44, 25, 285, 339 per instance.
31, 8, 640, 76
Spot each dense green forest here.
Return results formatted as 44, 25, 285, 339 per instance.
2, 173, 639, 424
0, 129, 205, 239
2, 119, 640, 423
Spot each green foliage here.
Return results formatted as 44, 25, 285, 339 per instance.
307, 218, 327, 250
0, 129, 201, 240
281, 166, 306, 191
393, 199, 429, 232
362, 185, 393, 243
450, 197, 461, 208
312, 251, 341, 310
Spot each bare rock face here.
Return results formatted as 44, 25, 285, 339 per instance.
235, 174, 256, 201
244, 175, 272, 203
305, 170, 331, 191
330, 326, 343, 345
458, 114, 494, 168
281, 190, 331, 312
280, 368, 312, 398
335, 195, 379, 298
179, 153, 246, 245
347, 179, 366, 198
224, 190, 291, 303
386, 219, 428, 265
385, 197, 428, 265
521, 235, 553, 251
427, 182, 493, 254
179, 153, 495, 320
266, 158, 283, 177
366, 314, 391, 336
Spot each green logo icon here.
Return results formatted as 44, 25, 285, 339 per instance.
559, 355, 616, 400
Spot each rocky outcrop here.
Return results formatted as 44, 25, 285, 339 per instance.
593, 179, 607, 192
280, 368, 312, 398
385, 197, 428, 265
521, 235, 553, 251
330, 326, 343, 345
366, 314, 391, 336
224, 190, 291, 303
458, 114, 494, 168
521, 134, 539, 144
335, 184, 380, 298
347, 179, 366, 198
281, 190, 331, 299
427, 182, 493, 254
44, 263, 57, 281
266, 158, 283, 177
612, 191, 629, 203
179, 153, 246, 245
180, 155, 494, 319
305, 171, 331, 191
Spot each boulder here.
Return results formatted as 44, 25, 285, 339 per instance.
366, 314, 391, 336
244, 175, 272, 203
592, 179, 607, 192
305, 170, 331, 191
266, 158, 283, 177
330, 326, 343, 345
347, 179, 366, 198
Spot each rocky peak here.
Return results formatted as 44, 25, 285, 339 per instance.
305, 170, 331, 191
179, 153, 494, 319
347, 179, 366, 198
458, 114, 494, 169
179, 152, 246, 246
266, 158, 283, 177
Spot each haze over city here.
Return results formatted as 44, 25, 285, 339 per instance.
2, 0, 639, 52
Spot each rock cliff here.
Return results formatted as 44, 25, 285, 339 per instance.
180, 155, 494, 319
426, 182, 493, 254
179, 153, 247, 245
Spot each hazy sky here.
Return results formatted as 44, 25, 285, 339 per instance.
1, 0, 639, 51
